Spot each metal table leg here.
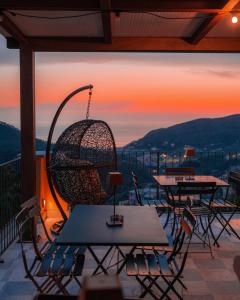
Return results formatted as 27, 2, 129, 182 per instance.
87, 246, 113, 275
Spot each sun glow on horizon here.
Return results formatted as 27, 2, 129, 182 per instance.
0, 45, 240, 146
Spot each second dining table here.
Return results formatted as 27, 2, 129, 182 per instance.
56, 204, 168, 275
153, 175, 229, 188
153, 174, 231, 246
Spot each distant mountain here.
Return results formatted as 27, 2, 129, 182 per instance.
0, 121, 47, 163
125, 114, 240, 152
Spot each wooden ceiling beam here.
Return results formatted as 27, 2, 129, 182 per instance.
27, 37, 240, 52
0, 0, 233, 12
187, 0, 240, 44
0, 12, 30, 45
100, 0, 112, 43
111, 0, 229, 12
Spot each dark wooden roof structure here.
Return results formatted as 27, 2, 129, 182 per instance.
1, 0, 240, 52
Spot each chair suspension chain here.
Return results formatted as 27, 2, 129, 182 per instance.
86, 87, 93, 120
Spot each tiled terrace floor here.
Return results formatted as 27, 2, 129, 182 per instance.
0, 216, 240, 300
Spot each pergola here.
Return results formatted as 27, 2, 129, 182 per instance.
0, 0, 240, 203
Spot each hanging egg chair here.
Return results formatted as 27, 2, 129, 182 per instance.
45, 85, 117, 232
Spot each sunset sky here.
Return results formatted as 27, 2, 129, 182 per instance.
0, 35, 240, 146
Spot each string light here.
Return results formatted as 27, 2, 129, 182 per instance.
6, 10, 225, 21
232, 15, 238, 24
5, 9, 239, 25
7, 10, 101, 19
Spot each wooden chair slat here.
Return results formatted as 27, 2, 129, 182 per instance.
126, 254, 138, 276
65, 246, 79, 255
136, 254, 149, 276
16, 196, 86, 293
55, 246, 67, 256
72, 254, 85, 276
36, 255, 53, 277
44, 244, 58, 255
50, 255, 64, 274
61, 255, 74, 276
180, 219, 193, 237
146, 254, 160, 276
158, 254, 172, 276
136, 245, 153, 251
76, 246, 87, 255
182, 208, 196, 228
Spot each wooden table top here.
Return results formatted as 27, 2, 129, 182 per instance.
56, 205, 169, 246
153, 175, 229, 187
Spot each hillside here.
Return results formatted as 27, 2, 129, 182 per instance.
0, 121, 47, 163
125, 114, 240, 152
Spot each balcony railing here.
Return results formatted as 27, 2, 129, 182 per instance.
116, 151, 240, 204
0, 150, 239, 255
0, 157, 21, 257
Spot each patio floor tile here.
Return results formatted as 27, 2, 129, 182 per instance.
0, 217, 240, 299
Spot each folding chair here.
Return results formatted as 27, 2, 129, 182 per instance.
132, 172, 170, 218
163, 167, 197, 231
165, 168, 196, 205
16, 196, 85, 295
125, 208, 195, 300
206, 186, 240, 246
177, 181, 218, 257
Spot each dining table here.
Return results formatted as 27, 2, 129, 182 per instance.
56, 204, 169, 275
153, 175, 229, 188
153, 174, 232, 246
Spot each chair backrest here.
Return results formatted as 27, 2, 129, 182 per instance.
172, 208, 195, 253
182, 207, 197, 230
16, 196, 39, 242
131, 172, 143, 206
15, 196, 41, 275
177, 181, 217, 203
165, 167, 195, 176
168, 208, 195, 274
15, 196, 51, 275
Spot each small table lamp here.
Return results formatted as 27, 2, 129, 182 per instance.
107, 172, 123, 227
184, 147, 195, 177
184, 147, 196, 158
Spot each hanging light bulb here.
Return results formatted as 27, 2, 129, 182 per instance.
232, 15, 238, 24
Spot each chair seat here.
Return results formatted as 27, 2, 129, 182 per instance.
167, 197, 200, 211
173, 207, 185, 215
173, 205, 211, 217
137, 234, 173, 252
173, 195, 194, 202
36, 245, 86, 277
190, 206, 211, 216
143, 199, 171, 210
155, 203, 172, 209
210, 201, 237, 210
126, 253, 172, 277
